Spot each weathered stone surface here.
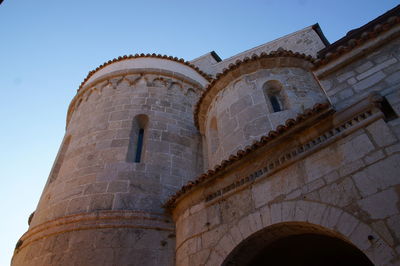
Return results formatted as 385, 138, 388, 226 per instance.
366, 119, 397, 147
358, 188, 399, 219
14, 12, 400, 266
352, 154, 400, 197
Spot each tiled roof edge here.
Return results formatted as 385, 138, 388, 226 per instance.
194, 49, 316, 130
164, 102, 331, 209
78, 53, 213, 91
315, 5, 400, 67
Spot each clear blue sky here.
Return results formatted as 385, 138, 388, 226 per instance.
0, 0, 397, 264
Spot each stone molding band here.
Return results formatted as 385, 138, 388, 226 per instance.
195, 51, 315, 132
16, 210, 174, 253
67, 68, 206, 127
79, 54, 212, 91
205, 108, 382, 204
166, 92, 386, 209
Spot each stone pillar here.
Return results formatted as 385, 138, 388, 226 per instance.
12, 55, 209, 266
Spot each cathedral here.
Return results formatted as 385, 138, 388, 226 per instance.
12, 5, 400, 266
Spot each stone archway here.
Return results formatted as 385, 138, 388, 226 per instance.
203, 201, 396, 266
221, 222, 373, 266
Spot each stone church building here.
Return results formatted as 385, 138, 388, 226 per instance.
12, 5, 400, 266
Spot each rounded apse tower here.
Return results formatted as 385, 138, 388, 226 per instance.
12, 54, 210, 266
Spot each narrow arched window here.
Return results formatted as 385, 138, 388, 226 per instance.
127, 114, 148, 163
263, 80, 285, 113
269, 95, 282, 112
135, 128, 144, 162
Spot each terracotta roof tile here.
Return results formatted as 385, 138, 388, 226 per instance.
194, 49, 316, 130
78, 53, 213, 91
163, 102, 331, 209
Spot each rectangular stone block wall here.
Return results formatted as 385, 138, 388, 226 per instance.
320, 38, 400, 115
174, 116, 400, 265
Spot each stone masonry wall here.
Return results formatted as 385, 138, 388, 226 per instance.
204, 67, 325, 168
173, 112, 400, 265
213, 26, 326, 74
12, 226, 174, 266
319, 37, 400, 115
13, 68, 205, 266
32, 73, 203, 226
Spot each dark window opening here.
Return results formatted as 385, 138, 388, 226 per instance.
270, 95, 282, 112
263, 80, 285, 113
135, 128, 144, 163
127, 114, 148, 163
381, 97, 398, 122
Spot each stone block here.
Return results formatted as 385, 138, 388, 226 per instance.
221, 189, 253, 223
252, 179, 273, 208
294, 200, 309, 221
107, 181, 129, 193
336, 212, 359, 237
371, 220, 394, 246
363, 150, 385, 165
364, 238, 396, 266
358, 188, 398, 219
215, 234, 235, 258
109, 110, 129, 121
353, 71, 385, 92
356, 58, 397, 80
111, 139, 129, 148
89, 194, 114, 211
356, 61, 374, 74
84, 182, 108, 195
188, 249, 210, 266
339, 133, 375, 163
307, 202, 326, 225
349, 223, 373, 250
229, 224, 244, 245
366, 119, 397, 148
243, 116, 269, 139
387, 214, 400, 240
205, 251, 223, 266
352, 154, 400, 197
259, 204, 271, 227
304, 147, 341, 183
281, 201, 296, 222
339, 159, 365, 177
337, 71, 355, 83
386, 70, 400, 86
229, 95, 253, 117
320, 206, 343, 229
323, 171, 340, 184
201, 224, 228, 248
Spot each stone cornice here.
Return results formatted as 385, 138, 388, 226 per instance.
14, 210, 174, 254
164, 92, 387, 210
164, 102, 331, 210
79, 54, 212, 91
66, 54, 212, 128
314, 5, 400, 74
194, 50, 315, 133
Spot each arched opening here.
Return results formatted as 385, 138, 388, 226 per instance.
127, 114, 148, 163
263, 80, 286, 113
222, 222, 373, 266
209, 117, 219, 154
